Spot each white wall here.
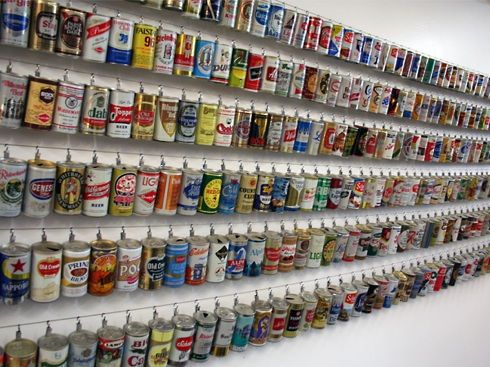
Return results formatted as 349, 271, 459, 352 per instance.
1, 1, 490, 366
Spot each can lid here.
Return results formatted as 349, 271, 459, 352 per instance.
284, 294, 304, 306
270, 297, 288, 310
194, 310, 218, 326
392, 271, 408, 281
117, 238, 142, 250
234, 303, 254, 316
87, 163, 112, 170
0, 157, 26, 166
215, 307, 236, 322
97, 325, 124, 340
138, 165, 160, 173
5, 338, 37, 357
187, 236, 208, 246
172, 314, 196, 329
63, 240, 90, 253
113, 164, 138, 171
327, 285, 343, 296
373, 274, 388, 284
206, 234, 229, 245
333, 226, 349, 235
68, 329, 97, 346
57, 161, 86, 169
264, 231, 281, 240
252, 299, 272, 312
141, 237, 166, 249
226, 233, 248, 244
124, 321, 150, 337
38, 333, 69, 350
247, 232, 266, 242
345, 225, 361, 234
27, 159, 56, 169
167, 237, 188, 246
352, 280, 368, 290
148, 317, 174, 333
385, 274, 399, 283
90, 239, 117, 251
32, 241, 62, 254
340, 283, 357, 293
402, 269, 416, 277
300, 291, 318, 303
0, 243, 30, 257
307, 228, 325, 236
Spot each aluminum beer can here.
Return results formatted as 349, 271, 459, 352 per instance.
260, 55, 279, 93
214, 104, 236, 147
0, 70, 28, 129
314, 68, 330, 103
68, 326, 98, 367
80, 84, 109, 135
265, 2, 284, 39
248, 110, 268, 148
304, 16, 322, 51
55, 7, 85, 56
0, 241, 31, 304
193, 38, 215, 79
53, 160, 85, 215
317, 20, 332, 54
109, 164, 137, 216
38, 330, 69, 367
164, 237, 188, 288
147, 317, 174, 366
195, 102, 219, 145
261, 231, 281, 275
176, 99, 198, 143
312, 175, 330, 211
302, 65, 318, 100
211, 41, 232, 83
265, 113, 283, 151
279, 7, 296, 44
326, 73, 342, 107
122, 322, 149, 367
154, 167, 182, 215
81, 162, 111, 217
107, 88, 135, 139
131, 92, 157, 140
96, 324, 125, 366
306, 228, 324, 268
139, 235, 165, 290
229, 47, 249, 88
197, 170, 222, 214
279, 115, 298, 152
270, 173, 289, 213
293, 118, 312, 153
88, 239, 117, 296
173, 33, 196, 76
291, 12, 308, 48
327, 285, 343, 325
52, 80, 84, 134
154, 27, 176, 74
30, 239, 62, 302
177, 168, 203, 215
134, 165, 159, 215
23, 158, 56, 218
230, 304, 254, 351
191, 311, 217, 362
0, 156, 26, 217
283, 294, 304, 338
61, 238, 90, 298
220, 0, 239, 28
307, 120, 323, 155
250, 0, 270, 37
285, 174, 305, 211
218, 170, 241, 214
23, 76, 58, 130
370, 39, 383, 67
244, 232, 266, 277
360, 36, 373, 64
249, 300, 273, 345
206, 234, 229, 283
106, 17, 134, 65
0, 0, 31, 47
225, 233, 247, 279
153, 96, 178, 142
28, 0, 58, 51
349, 32, 363, 63
300, 174, 318, 211
83, 12, 111, 62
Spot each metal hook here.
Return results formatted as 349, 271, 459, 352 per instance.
120, 226, 126, 240
147, 226, 152, 239
168, 225, 174, 238
228, 222, 233, 235
41, 228, 47, 242
189, 224, 195, 237
69, 227, 75, 242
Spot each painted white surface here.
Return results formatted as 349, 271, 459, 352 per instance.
1, 1, 490, 366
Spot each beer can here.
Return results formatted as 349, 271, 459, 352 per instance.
305, 228, 323, 268
68, 326, 98, 367
332, 227, 349, 263
22, 158, 55, 218
106, 88, 134, 139
338, 283, 357, 321
314, 68, 330, 103
153, 27, 176, 74
326, 175, 343, 209
0, 241, 31, 304
80, 84, 109, 135
232, 108, 252, 147
299, 174, 318, 211
229, 47, 249, 88
265, 2, 284, 39
96, 324, 125, 366
264, 297, 287, 342
30, 239, 62, 302
23, 76, 58, 129
303, 16, 321, 50
173, 33, 196, 76
0, 156, 25, 218
176, 99, 199, 143
106, 17, 134, 65
177, 168, 203, 215
210, 307, 236, 357
29, 0, 58, 51
270, 173, 289, 213
115, 237, 142, 292
190, 310, 217, 362
122, 322, 149, 367
293, 118, 312, 153
195, 102, 218, 145
369, 82, 383, 113
206, 235, 229, 283
182, 0, 202, 17
193, 38, 215, 79
230, 304, 254, 351
139, 235, 165, 290
249, 299, 273, 345
259, 231, 281, 275
225, 233, 248, 279
384, 45, 398, 73
0, 70, 28, 129
348, 31, 362, 63
348, 77, 362, 109
133, 165, 159, 215
279, 231, 297, 272
244, 52, 265, 91
279, 115, 298, 152
52, 80, 84, 134
252, 171, 274, 212
369, 39, 383, 67
211, 41, 232, 83
351, 280, 368, 317
108, 164, 137, 216
197, 170, 222, 214
279, 294, 303, 339
38, 330, 69, 367
319, 121, 336, 154
153, 167, 182, 215
265, 113, 283, 151
185, 236, 209, 286
61, 238, 90, 298
214, 104, 236, 147
250, 0, 270, 37
302, 65, 318, 100
153, 96, 178, 142
336, 74, 352, 108
131, 92, 157, 140
56, 7, 85, 56
284, 174, 305, 211
293, 229, 310, 269
53, 161, 85, 215
312, 175, 330, 211
146, 317, 174, 366
291, 12, 308, 48
83, 12, 111, 62
220, 0, 239, 28
279, 7, 296, 44
0, 0, 31, 47
217, 170, 240, 214
87, 239, 117, 296
340, 28, 354, 60
200, 0, 222, 21
328, 24, 343, 57
316, 20, 332, 54
360, 36, 373, 65
163, 0, 184, 10
131, 22, 157, 69
260, 55, 279, 93
164, 237, 188, 288
248, 110, 268, 148
327, 285, 343, 325
289, 61, 305, 98
244, 232, 266, 277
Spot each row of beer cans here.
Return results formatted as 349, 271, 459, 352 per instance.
1, 147, 488, 218
1, 242, 489, 366
129, 0, 490, 100
1, 208, 488, 306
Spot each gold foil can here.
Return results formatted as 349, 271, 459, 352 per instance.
132, 93, 157, 140
29, 0, 59, 51
235, 171, 258, 214
54, 161, 85, 215
23, 77, 58, 130
311, 288, 332, 329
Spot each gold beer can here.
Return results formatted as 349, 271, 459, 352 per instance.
109, 164, 138, 216
131, 23, 157, 70
235, 171, 258, 214
132, 92, 157, 140
29, 0, 59, 51
54, 161, 85, 215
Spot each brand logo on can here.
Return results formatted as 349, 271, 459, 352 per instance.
38, 258, 61, 277
175, 336, 193, 351
28, 178, 53, 200
40, 88, 55, 103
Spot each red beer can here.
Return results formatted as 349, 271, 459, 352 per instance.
303, 16, 322, 51
244, 52, 265, 92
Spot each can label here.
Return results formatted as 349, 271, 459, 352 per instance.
82, 165, 111, 217
211, 43, 232, 83
186, 243, 209, 285
198, 173, 222, 213
176, 101, 198, 143
107, 17, 134, 65
24, 78, 57, 129
81, 86, 109, 134
61, 252, 89, 297
55, 168, 84, 213
123, 334, 148, 367
154, 170, 182, 215
193, 39, 215, 79
0, 72, 28, 129
83, 13, 111, 62
174, 33, 196, 75
0, 0, 31, 47
195, 103, 218, 146
52, 82, 84, 133
244, 53, 264, 91
97, 335, 124, 366
116, 247, 141, 291
206, 241, 228, 282
271, 176, 289, 213
214, 105, 235, 147
134, 169, 159, 215
107, 90, 134, 139
0, 250, 30, 302
110, 169, 137, 216
56, 8, 84, 55
253, 175, 274, 212
218, 172, 240, 214
31, 250, 62, 302
229, 48, 248, 88
177, 171, 203, 215
154, 29, 176, 74
226, 242, 247, 278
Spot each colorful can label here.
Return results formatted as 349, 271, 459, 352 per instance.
193, 39, 215, 79
52, 81, 84, 134
0, 71, 28, 129
83, 12, 111, 62
106, 17, 134, 65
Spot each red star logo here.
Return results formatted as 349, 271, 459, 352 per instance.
11, 259, 25, 273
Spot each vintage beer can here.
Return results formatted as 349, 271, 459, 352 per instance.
248, 110, 268, 148
38, 329, 69, 367
81, 160, 111, 213
177, 168, 203, 215
190, 310, 217, 362
338, 283, 357, 321
317, 20, 332, 54
122, 321, 149, 367
303, 16, 321, 51
359, 36, 373, 64
55, 7, 85, 56
52, 80, 84, 134
279, 7, 296, 44
275, 59, 294, 97
294, 229, 310, 269
244, 232, 266, 277
176, 99, 199, 143
328, 24, 343, 57
61, 238, 90, 298
261, 231, 282, 275
153, 96, 178, 142
279, 115, 297, 152
206, 234, 229, 283
182, 0, 202, 18
200, 0, 222, 21
314, 68, 330, 103
115, 237, 142, 292
326, 176, 343, 209
225, 233, 247, 280
369, 39, 383, 67
30, 239, 62, 302
106, 17, 134, 65
22, 158, 55, 218
312, 175, 330, 211
230, 304, 254, 351
218, 170, 241, 214
306, 228, 324, 268
270, 173, 289, 213
311, 288, 332, 328
0, 241, 31, 304
250, 0, 270, 37
283, 294, 304, 338
195, 102, 219, 145
260, 55, 279, 93
279, 231, 297, 272
211, 41, 233, 83
139, 235, 165, 290
146, 317, 174, 367
68, 325, 98, 367
0, 156, 26, 217
300, 174, 318, 211
106, 88, 135, 139
53, 160, 85, 215
302, 65, 318, 100
214, 104, 236, 147
164, 237, 188, 288
83, 12, 111, 62
29, 0, 58, 51
131, 23, 157, 69
80, 84, 109, 135
193, 38, 215, 79
229, 47, 249, 88
153, 27, 176, 74
220, 0, 239, 28
109, 164, 137, 216
284, 174, 305, 211
291, 12, 308, 48
87, 239, 117, 296
23, 76, 58, 129
163, 0, 184, 10
249, 299, 273, 345
0, 70, 28, 129
339, 28, 354, 60
132, 92, 157, 140
96, 324, 125, 366
4, 335, 36, 366
268, 297, 288, 341
288, 61, 305, 98
293, 118, 312, 153
253, 172, 274, 212
210, 306, 236, 357
134, 165, 159, 215
197, 170, 222, 214
265, 2, 283, 39
0, 0, 31, 47
173, 33, 196, 76
327, 285, 344, 325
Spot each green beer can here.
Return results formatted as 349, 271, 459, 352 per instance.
313, 175, 331, 211
197, 170, 223, 214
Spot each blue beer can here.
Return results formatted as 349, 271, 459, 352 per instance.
164, 238, 189, 287
271, 174, 290, 213
0, 242, 31, 305
383, 274, 399, 308
359, 36, 373, 65
176, 100, 199, 144
410, 53, 421, 78
0, 0, 30, 47
410, 268, 424, 299
193, 39, 216, 79
200, 0, 222, 22
243, 233, 266, 277
218, 170, 241, 214
106, 17, 135, 65
292, 118, 312, 153
230, 303, 254, 352
250, 0, 270, 37
432, 136, 443, 162
225, 233, 247, 280
265, 3, 284, 39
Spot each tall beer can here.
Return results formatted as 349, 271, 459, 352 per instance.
52, 80, 84, 134
279, 7, 296, 44
214, 104, 236, 147
304, 16, 322, 51
153, 27, 177, 74
265, 2, 284, 39
235, 0, 254, 32
83, 12, 111, 62
289, 61, 305, 98
106, 17, 134, 65
0, 0, 31, 47
193, 38, 215, 79
229, 47, 249, 88
176, 99, 199, 143
265, 113, 283, 151
183, 0, 202, 18
220, 0, 239, 28
23, 76, 58, 130
106, 88, 135, 139
261, 55, 279, 93
29, 0, 58, 51
134, 165, 159, 215
80, 84, 109, 135
132, 92, 157, 140
232, 107, 252, 147
82, 162, 112, 217
206, 234, 229, 283
177, 168, 203, 215
0, 70, 28, 129
211, 41, 232, 83
173, 33, 196, 76
291, 12, 308, 48
250, 0, 270, 37
218, 170, 241, 214
195, 102, 219, 146
328, 24, 343, 57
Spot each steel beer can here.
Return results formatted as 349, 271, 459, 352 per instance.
122, 322, 149, 367
115, 237, 142, 292
139, 235, 165, 290
176, 168, 203, 215
183, 0, 202, 18
30, 239, 62, 302
96, 324, 125, 366
278, 7, 296, 44
55, 7, 85, 56
225, 233, 247, 280
163, 237, 188, 288
83, 12, 111, 62
106, 17, 134, 65
211, 41, 232, 83
131, 92, 157, 140
29, 0, 58, 51
243, 232, 266, 277
52, 80, 84, 134
0, 70, 28, 129
38, 330, 69, 367
109, 164, 137, 216
23, 158, 55, 218
176, 99, 198, 143
249, 299, 272, 345
134, 165, 159, 215
68, 326, 98, 367
154, 169, 183, 214
210, 306, 236, 357
81, 162, 111, 217
193, 38, 215, 79
88, 239, 117, 296
0, 156, 26, 217
265, 2, 283, 39
191, 310, 217, 362
0, 241, 31, 304
61, 238, 90, 298
197, 170, 222, 214
80, 84, 109, 135
107, 88, 135, 139
206, 234, 229, 283
229, 47, 249, 88
250, 0, 270, 37
214, 104, 236, 147
184, 236, 209, 286
153, 96, 178, 142
23, 76, 58, 130
173, 33, 196, 76
220, 0, 239, 28
195, 102, 218, 145
218, 170, 241, 214
283, 294, 304, 337
0, 0, 31, 47
53, 161, 85, 215
154, 27, 177, 74
146, 317, 174, 367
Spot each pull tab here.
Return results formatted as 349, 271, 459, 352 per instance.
210, 223, 215, 235
147, 226, 152, 239
65, 148, 72, 162
189, 224, 195, 237
41, 228, 47, 242
69, 227, 75, 242
247, 222, 252, 234
120, 226, 126, 240
96, 227, 102, 240
168, 225, 174, 238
